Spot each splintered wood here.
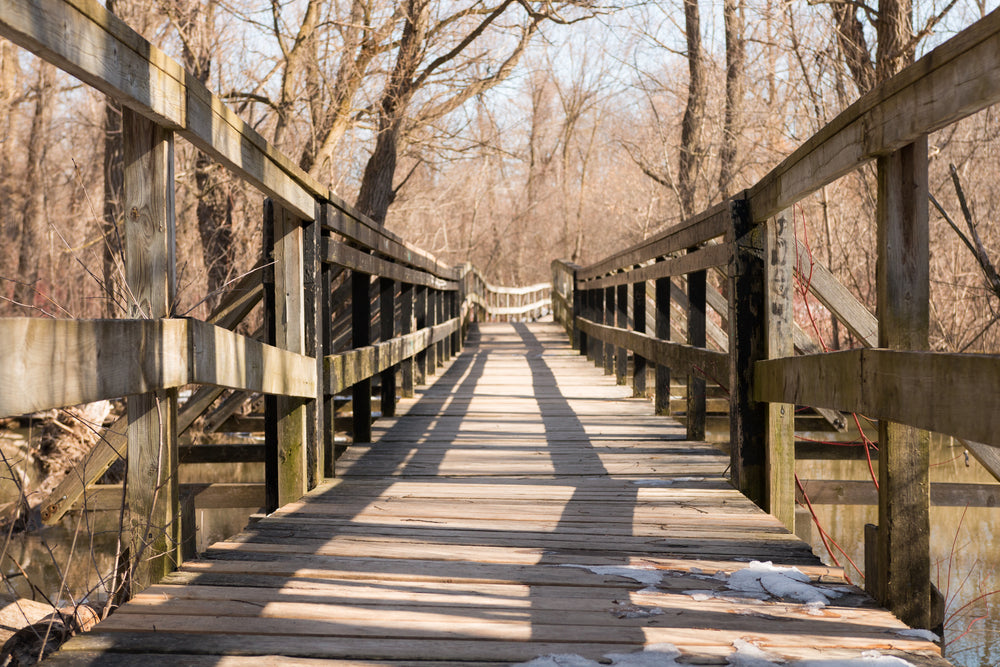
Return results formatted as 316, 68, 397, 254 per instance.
51, 323, 949, 666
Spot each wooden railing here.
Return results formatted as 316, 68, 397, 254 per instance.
553, 7, 1000, 631
465, 265, 551, 322
0, 0, 476, 596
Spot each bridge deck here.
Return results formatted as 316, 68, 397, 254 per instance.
54, 323, 948, 665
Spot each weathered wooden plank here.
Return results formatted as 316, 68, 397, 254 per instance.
189, 321, 316, 398
0, 318, 187, 417
178, 443, 265, 463
72, 483, 264, 511
0, 0, 315, 218
577, 243, 731, 290
792, 238, 878, 348
322, 203, 458, 281
798, 480, 1000, 508
324, 320, 459, 395
755, 348, 1000, 448
323, 237, 454, 290
749, 6, 1000, 222
578, 202, 730, 280
575, 317, 728, 383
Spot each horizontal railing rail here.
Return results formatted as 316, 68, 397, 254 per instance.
465, 265, 551, 322
552, 6, 1000, 631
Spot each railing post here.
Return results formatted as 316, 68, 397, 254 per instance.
764, 209, 795, 531
450, 289, 461, 355
400, 282, 415, 398
616, 277, 628, 386
263, 199, 309, 510
304, 202, 324, 488
321, 217, 335, 479
728, 193, 766, 506
379, 277, 396, 418
632, 275, 648, 398
876, 137, 931, 629
574, 270, 586, 356
427, 289, 439, 374
415, 285, 428, 384
687, 256, 707, 440
352, 270, 372, 442
592, 287, 604, 367
122, 108, 179, 593
654, 267, 671, 416
603, 284, 615, 376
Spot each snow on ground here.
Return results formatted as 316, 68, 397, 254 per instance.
514, 644, 917, 667
559, 564, 663, 592
724, 561, 842, 607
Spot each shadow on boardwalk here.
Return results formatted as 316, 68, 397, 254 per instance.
48, 323, 951, 666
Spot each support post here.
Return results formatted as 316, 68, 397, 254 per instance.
415, 286, 428, 384
304, 202, 324, 489
876, 138, 931, 629
654, 268, 671, 415
687, 255, 707, 440
352, 270, 372, 443
321, 226, 335, 478
122, 108, 179, 593
450, 290, 461, 355
263, 200, 309, 509
765, 209, 795, 530
616, 279, 628, 385
603, 285, 615, 375
427, 289, 438, 374
729, 193, 767, 506
400, 282, 415, 398
379, 277, 396, 418
632, 276, 648, 397
573, 271, 586, 355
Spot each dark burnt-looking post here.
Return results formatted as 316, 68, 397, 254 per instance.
352, 269, 372, 443
728, 193, 766, 508
616, 277, 628, 385
632, 274, 647, 397
427, 289, 439, 374
379, 276, 396, 418
687, 254, 707, 440
603, 284, 615, 375
415, 285, 428, 385
400, 281, 415, 398
654, 264, 671, 415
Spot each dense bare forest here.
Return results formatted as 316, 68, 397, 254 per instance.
0, 0, 998, 353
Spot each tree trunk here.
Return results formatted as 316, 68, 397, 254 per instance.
180, 0, 235, 310
13, 63, 55, 308
102, 99, 124, 316
718, 0, 744, 200
876, 0, 914, 81
678, 0, 706, 219
355, 0, 430, 224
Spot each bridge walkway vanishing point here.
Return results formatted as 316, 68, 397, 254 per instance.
50, 322, 948, 666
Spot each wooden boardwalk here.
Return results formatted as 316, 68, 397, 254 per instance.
53, 323, 949, 666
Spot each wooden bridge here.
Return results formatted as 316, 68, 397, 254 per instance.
2, 0, 1000, 663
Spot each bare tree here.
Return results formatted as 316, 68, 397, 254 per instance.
677, 0, 706, 218
718, 0, 744, 199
